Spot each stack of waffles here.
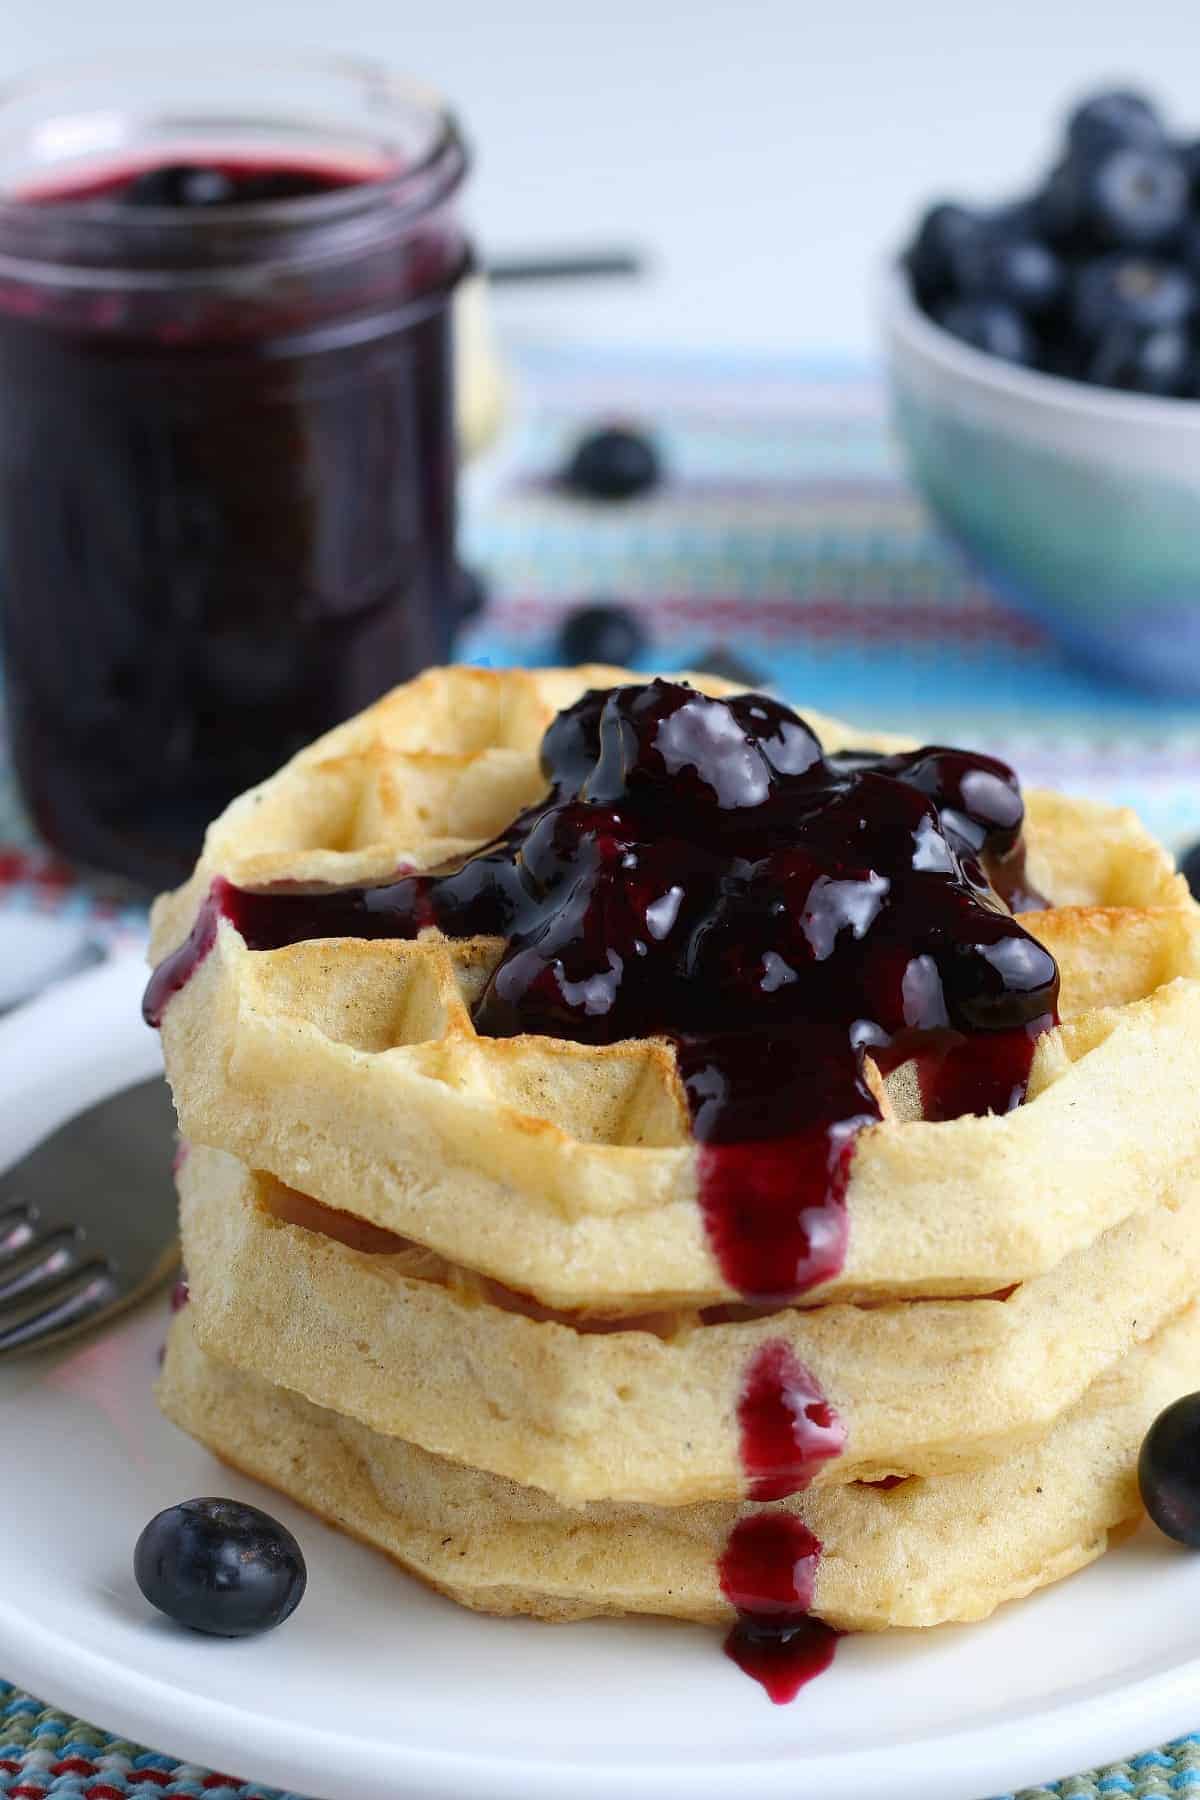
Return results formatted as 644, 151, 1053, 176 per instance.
147, 666, 1200, 1685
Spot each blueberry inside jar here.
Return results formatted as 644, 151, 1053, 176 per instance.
0, 56, 471, 886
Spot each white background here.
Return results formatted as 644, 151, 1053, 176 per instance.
0, 0, 1197, 353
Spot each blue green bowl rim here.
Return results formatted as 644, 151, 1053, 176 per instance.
881, 262, 1200, 436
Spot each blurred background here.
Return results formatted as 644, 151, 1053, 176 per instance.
4, 0, 1200, 987
1, 0, 1198, 351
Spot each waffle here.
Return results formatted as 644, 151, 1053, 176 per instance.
147, 664, 1200, 1671
160, 1298, 1200, 1633
179, 1141, 1200, 1506
150, 665, 1200, 1312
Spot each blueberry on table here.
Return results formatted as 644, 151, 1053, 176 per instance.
1067, 89, 1166, 159
561, 426, 661, 500
936, 297, 1035, 365
1139, 1393, 1200, 1547
454, 564, 489, 623
1178, 841, 1200, 898
124, 164, 237, 208
693, 644, 767, 689
135, 1497, 306, 1637
559, 601, 647, 667
1080, 147, 1188, 250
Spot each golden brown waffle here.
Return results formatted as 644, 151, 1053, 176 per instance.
160, 1299, 1200, 1633
150, 665, 1200, 1312
179, 1142, 1200, 1506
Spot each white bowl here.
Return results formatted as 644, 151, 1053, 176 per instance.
880, 266, 1200, 693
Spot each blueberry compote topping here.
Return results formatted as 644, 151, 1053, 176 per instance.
146, 678, 1056, 1303
145, 680, 1058, 1701
719, 1515, 839, 1704
738, 1340, 846, 1502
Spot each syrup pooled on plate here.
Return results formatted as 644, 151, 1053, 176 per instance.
145, 679, 1059, 1698
718, 1513, 839, 1704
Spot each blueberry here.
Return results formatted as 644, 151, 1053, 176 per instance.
1180, 220, 1200, 278
454, 565, 488, 623
1082, 147, 1188, 250
1085, 323, 1192, 395
1139, 1392, 1200, 1547
694, 644, 768, 688
1036, 159, 1088, 243
1067, 89, 1166, 160
559, 602, 647, 667
562, 427, 661, 501
233, 170, 330, 204
936, 297, 1035, 365
907, 202, 987, 304
951, 233, 1064, 314
1182, 139, 1200, 197
1178, 840, 1200, 897
135, 1497, 306, 1637
124, 164, 237, 208
1071, 256, 1195, 337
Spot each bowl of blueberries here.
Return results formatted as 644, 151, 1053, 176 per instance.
883, 88, 1200, 693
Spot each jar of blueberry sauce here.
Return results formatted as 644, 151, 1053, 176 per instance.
0, 56, 471, 887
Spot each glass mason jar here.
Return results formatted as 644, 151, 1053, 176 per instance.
0, 55, 471, 888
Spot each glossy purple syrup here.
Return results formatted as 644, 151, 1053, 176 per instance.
0, 152, 467, 888
145, 680, 1058, 1308
719, 1514, 839, 1704
738, 1340, 845, 1502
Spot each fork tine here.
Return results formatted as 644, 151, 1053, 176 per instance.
0, 1204, 38, 1262
0, 1226, 82, 1306
0, 1261, 119, 1353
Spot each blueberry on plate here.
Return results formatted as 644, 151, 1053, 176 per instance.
135, 1497, 306, 1637
124, 164, 237, 208
936, 297, 1035, 365
951, 232, 1064, 314
559, 601, 647, 667
1178, 840, 1200, 898
1071, 255, 1195, 338
1067, 89, 1166, 160
1080, 146, 1188, 250
562, 426, 661, 501
1139, 1392, 1200, 1547
907, 202, 987, 304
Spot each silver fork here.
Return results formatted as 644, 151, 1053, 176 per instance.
0, 1079, 179, 1353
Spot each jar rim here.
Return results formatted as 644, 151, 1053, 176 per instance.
0, 49, 470, 281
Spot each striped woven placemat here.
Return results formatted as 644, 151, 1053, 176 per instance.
1, 344, 1197, 1800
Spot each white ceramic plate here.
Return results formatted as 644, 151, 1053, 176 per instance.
1, 954, 1198, 1800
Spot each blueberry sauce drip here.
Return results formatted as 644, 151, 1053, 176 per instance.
718, 1514, 839, 1704
738, 1340, 846, 1502
145, 678, 1057, 1303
